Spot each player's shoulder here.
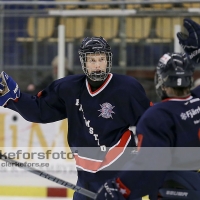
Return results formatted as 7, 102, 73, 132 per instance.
191, 85, 200, 98
112, 73, 144, 90
61, 74, 85, 83
45, 74, 86, 95
136, 103, 166, 132
112, 73, 138, 83
54, 74, 85, 87
141, 102, 169, 118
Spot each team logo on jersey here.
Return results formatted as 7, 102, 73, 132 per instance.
98, 103, 115, 119
180, 113, 188, 120
180, 106, 200, 120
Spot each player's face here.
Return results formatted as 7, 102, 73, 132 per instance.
86, 53, 107, 75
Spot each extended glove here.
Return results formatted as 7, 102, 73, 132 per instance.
95, 178, 130, 200
0, 71, 20, 106
177, 18, 200, 63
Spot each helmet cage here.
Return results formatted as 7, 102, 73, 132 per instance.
78, 37, 112, 81
79, 51, 112, 81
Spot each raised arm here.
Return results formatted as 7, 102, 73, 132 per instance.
0, 71, 67, 123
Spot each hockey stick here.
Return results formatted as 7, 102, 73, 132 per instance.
0, 153, 96, 199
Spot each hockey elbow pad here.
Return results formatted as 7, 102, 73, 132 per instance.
0, 71, 20, 106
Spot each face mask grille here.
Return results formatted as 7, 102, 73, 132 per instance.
79, 52, 112, 81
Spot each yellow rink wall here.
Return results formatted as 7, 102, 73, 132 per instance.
0, 186, 149, 199
0, 186, 74, 198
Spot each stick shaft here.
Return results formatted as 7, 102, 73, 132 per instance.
0, 154, 96, 199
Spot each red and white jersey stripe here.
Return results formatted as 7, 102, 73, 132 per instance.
73, 130, 131, 173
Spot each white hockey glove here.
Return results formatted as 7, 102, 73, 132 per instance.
0, 71, 20, 106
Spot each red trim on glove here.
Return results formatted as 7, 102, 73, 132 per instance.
116, 178, 131, 198
14, 98, 19, 102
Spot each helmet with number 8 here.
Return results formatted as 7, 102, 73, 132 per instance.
78, 37, 112, 81
155, 52, 195, 98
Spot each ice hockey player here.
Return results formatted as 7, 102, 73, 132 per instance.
0, 36, 151, 200
94, 50, 200, 200
95, 18, 200, 200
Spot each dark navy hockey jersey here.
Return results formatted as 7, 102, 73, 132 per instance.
6, 73, 150, 183
118, 86, 200, 199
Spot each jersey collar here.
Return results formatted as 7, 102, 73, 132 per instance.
162, 95, 193, 102
86, 73, 113, 97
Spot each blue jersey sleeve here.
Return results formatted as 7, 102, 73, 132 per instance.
6, 79, 67, 123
